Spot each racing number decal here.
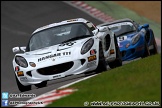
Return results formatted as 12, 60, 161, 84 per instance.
59, 42, 76, 46
58, 41, 76, 51
119, 36, 124, 41
118, 36, 127, 41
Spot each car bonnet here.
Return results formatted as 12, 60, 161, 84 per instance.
117, 32, 137, 47
19, 37, 92, 62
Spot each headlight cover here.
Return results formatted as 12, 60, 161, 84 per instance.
125, 42, 130, 48
131, 34, 140, 45
81, 38, 94, 54
15, 56, 28, 68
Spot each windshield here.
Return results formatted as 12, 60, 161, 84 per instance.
28, 23, 93, 51
108, 22, 136, 37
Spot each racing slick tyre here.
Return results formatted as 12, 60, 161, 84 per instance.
141, 42, 150, 58
150, 32, 158, 55
108, 36, 122, 69
95, 42, 107, 73
35, 81, 47, 88
15, 75, 31, 92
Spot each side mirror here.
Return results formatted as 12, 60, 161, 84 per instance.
12, 46, 26, 53
98, 26, 107, 32
92, 29, 99, 35
138, 24, 149, 31
143, 24, 149, 28
12, 47, 20, 53
20, 47, 26, 52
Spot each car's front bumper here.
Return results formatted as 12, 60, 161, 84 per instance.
14, 54, 99, 86
120, 37, 145, 61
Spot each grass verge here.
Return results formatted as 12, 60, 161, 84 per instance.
47, 54, 161, 107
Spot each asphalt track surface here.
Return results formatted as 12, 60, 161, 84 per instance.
1, 1, 161, 107
1, 1, 104, 107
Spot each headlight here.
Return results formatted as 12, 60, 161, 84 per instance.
131, 34, 140, 44
81, 38, 94, 54
15, 56, 28, 68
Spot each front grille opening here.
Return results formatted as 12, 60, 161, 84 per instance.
37, 61, 74, 75
105, 35, 111, 51
80, 59, 86, 65
26, 71, 32, 77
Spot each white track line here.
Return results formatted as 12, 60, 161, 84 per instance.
15, 74, 97, 107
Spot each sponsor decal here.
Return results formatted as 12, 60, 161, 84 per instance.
59, 41, 76, 47
90, 49, 97, 55
17, 71, 24, 77
88, 55, 97, 62
38, 52, 71, 62
63, 52, 71, 55
117, 36, 127, 41
38, 53, 60, 62
29, 62, 36, 67
110, 49, 115, 54
57, 41, 76, 51
15, 66, 20, 71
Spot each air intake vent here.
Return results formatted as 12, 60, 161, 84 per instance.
105, 35, 111, 51
37, 62, 74, 75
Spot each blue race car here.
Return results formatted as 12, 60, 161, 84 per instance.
97, 18, 158, 61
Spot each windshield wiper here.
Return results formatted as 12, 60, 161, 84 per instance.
61, 35, 92, 43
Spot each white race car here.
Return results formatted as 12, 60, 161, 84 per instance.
12, 18, 122, 92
